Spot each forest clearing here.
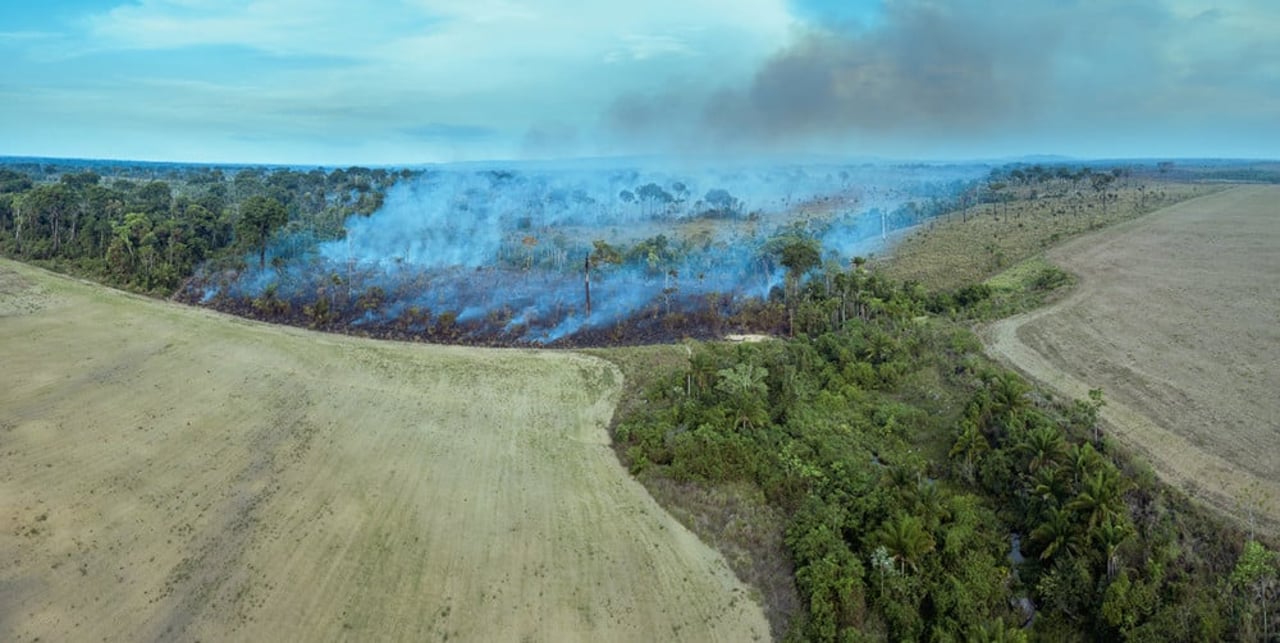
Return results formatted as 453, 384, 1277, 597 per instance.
983, 185, 1280, 534
0, 258, 768, 642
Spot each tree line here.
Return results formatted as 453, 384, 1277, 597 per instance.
0, 164, 408, 294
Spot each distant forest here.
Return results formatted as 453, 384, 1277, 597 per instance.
0, 160, 412, 294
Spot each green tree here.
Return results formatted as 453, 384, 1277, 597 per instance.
988, 372, 1029, 418
132, 180, 172, 216
1030, 505, 1080, 561
1231, 540, 1279, 641
873, 513, 935, 574
950, 420, 990, 484
236, 195, 288, 269
106, 212, 156, 285
1020, 425, 1065, 474
1093, 514, 1133, 580
21, 183, 72, 257
1067, 442, 1102, 486
776, 236, 822, 335
1030, 465, 1069, 512
1068, 465, 1125, 530
714, 362, 768, 431
589, 239, 623, 266
967, 616, 1028, 643
1100, 569, 1156, 634
779, 236, 822, 277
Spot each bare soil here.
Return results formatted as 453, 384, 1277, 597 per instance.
982, 185, 1280, 534
0, 260, 768, 642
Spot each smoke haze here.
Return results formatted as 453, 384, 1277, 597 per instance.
204, 160, 986, 343
606, 0, 1279, 159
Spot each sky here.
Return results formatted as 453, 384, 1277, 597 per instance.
1, 0, 1277, 165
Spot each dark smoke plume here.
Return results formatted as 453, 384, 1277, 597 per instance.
608, 0, 1057, 154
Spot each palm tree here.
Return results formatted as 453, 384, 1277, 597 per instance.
1067, 442, 1102, 487
1020, 425, 1066, 474
949, 420, 989, 483
988, 372, 1030, 418
873, 514, 935, 574
1068, 466, 1126, 530
715, 362, 768, 431
910, 481, 952, 532
1030, 505, 1081, 561
1031, 465, 1070, 511
1093, 515, 1134, 580
968, 616, 1029, 643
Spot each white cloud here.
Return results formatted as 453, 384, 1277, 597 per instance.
66, 0, 797, 159
86, 0, 424, 55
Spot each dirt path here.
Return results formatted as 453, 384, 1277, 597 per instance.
0, 260, 768, 642
982, 185, 1280, 535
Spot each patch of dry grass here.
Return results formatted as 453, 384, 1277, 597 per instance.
878, 181, 1221, 291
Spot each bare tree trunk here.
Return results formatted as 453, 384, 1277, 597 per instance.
583, 254, 591, 318
51, 208, 61, 254
13, 202, 23, 251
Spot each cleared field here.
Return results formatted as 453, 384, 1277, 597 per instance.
881, 181, 1218, 291
0, 260, 768, 642
983, 186, 1280, 533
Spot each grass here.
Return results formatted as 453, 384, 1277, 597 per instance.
581, 343, 691, 428
972, 255, 1077, 320
878, 181, 1220, 292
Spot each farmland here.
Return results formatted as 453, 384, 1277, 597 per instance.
983, 185, 1280, 533
0, 259, 768, 642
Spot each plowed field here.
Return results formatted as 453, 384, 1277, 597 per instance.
0, 260, 767, 642
983, 186, 1280, 534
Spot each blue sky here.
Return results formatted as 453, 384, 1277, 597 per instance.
1, 0, 1276, 164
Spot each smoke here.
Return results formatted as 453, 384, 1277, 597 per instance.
203, 160, 986, 343
607, 0, 1062, 155
605, 0, 1280, 159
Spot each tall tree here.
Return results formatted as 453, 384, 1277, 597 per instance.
715, 362, 769, 431
777, 236, 822, 335
1020, 425, 1066, 474
236, 195, 288, 269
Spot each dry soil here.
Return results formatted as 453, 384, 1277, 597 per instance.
983, 185, 1280, 534
0, 260, 768, 642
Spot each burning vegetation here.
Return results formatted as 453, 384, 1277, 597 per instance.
177, 161, 985, 345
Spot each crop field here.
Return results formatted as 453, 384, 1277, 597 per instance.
0, 259, 768, 642
983, 186, 1280, 533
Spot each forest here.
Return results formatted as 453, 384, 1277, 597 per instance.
0, 160, 407, 295
606, 264, 1278, 640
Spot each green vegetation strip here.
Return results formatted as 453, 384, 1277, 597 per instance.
596, 270, 1275, 640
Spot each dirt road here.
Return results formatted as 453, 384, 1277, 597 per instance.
983, 185, 1280, 534
0, 260, 768, 642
